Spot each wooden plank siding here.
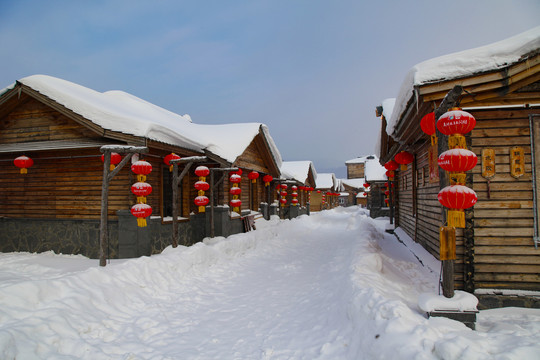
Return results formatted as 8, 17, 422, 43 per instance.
469, 108, 539, 290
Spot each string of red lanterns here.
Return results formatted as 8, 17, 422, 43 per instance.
194, 166, 210, 213
131, 160, 153, 227
229, 171, 242, 213
436, 108, 478, 228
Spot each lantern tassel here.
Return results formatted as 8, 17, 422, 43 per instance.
430, 134, 438, 146
137, 175, 146, 182
447, 210, 465, 228
169, 165, 173, 172
110, 164, 116, 171
199, 206, 206, 213
400, 164, 407, 171
449, 134, 466, 149
137, 218, 147, 227
20, 168, 27, 174
137, 196, 146, 204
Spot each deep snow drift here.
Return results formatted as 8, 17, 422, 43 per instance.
0, 207, 538, 359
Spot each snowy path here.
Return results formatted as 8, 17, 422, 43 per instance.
0, 207, 539, 360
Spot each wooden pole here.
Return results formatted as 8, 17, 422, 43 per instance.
435, 85, 462, 297
170, 156, 207, 247
208, 167, 238, 238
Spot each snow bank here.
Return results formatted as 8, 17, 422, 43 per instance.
0, 207, 538, 359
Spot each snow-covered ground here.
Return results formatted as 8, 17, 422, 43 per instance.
0, 207, 538, 359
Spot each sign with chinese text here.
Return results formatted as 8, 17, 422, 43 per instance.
481, 148, 496, 178
510, 146, 525, 178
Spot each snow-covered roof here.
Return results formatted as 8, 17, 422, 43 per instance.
3, 75, 282, 167
388, 26, 540, 136
364, 157, 387, 182
280, 161, 317, 184
381, 98, 396, 121
315, 173, 336, 190
345, 155, 375, 164
341, 178, 366, 189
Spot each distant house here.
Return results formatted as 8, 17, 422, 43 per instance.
341, 178, 367, 207
280, 161, 317, 214
363, 155, 388, 217
377, 27, 540, 307
311, 173, 339, 211
0, 75, 282, 259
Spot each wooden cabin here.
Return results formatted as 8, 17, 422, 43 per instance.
279, 161, 317, 215
377, 28, 540, 307
341, 178, 367, 207
311, 173, 339, 211
363, 155, 388, 217
0, 75, 281, 259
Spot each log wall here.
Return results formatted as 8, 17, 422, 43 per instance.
470, 108, 539, 291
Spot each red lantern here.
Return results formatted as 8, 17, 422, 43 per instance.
394, 151, 414, 171
131, 182, 152, 204
437, 108, 476, 149
101, 152, 121, 171
437, 108, 476, 135
230, 199, 242, 209
421, 112, 437, 146
194, 196, 209, 212
384, 199, 389, 205
263, 175, 273, 186
280, 198, 287, 206
164, 153, 181, 172
438, 149, 478, 172
438, 185, 478, 228
230, 174, 242, 183
292, 185, 298, 191
131, 160, 152, 182
363, 183, 370, 188
230, 169, 243, 176
194, 166, 210, 178
194, 181, 210, 192
280, 184, 288, 189
230, 187, 241, 195
280, 190, 288, 197
14, 155, 33, 174
248, 171, 259, 183
363, 192, 368, 196
291, 198, 299, 205
131, 203, 152, 227
384, 160, 399, 171
385, 190, 390, 196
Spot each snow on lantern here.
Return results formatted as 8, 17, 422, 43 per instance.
263, 174, 273, 187
438, 185, 477, 228
101, 152, 121, 171
279, 198, 287, 206
421, 112, 437, 146
248, 171, 259, 183
131, 203, 152, 227
194, 166, 210, 213
14, 155, 33, 174
438, 148, 478, 185
131, 181, 152, 204
230, 199, 242, 210
394, 151, 414, 171
384, 160, 399, 172
131, 160, 152, 182
437, 108, 476, 149
194, 195, 209, 211
291, 185, 298, 206
229, 173, 242, 213
164, 153, 181, 172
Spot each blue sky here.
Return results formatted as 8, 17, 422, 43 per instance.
1, 1, 539, 177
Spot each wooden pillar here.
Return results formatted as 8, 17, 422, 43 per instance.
435, 85, 462, 297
